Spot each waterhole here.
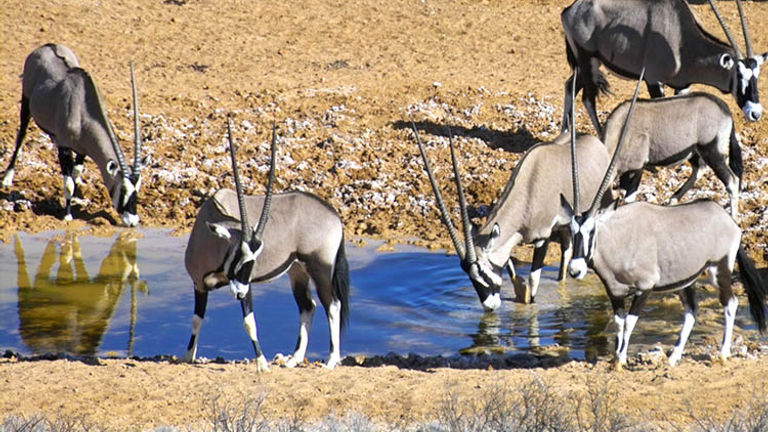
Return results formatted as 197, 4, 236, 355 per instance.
0, 230, 760, 362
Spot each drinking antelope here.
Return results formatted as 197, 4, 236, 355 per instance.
561, 0, 767, 134
602, 92, 742, 218
413, 124, 612, 307
183, 121, 350, 371
2, 44, 148, 226
564, 68, 767, 366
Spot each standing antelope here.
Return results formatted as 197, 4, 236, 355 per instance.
602, 92, 742, 218
413, 124, 612, 307
561, 0, 768, 134
564, 69, 768, 367
2, 44, 148, 226
184, 121, 350, 371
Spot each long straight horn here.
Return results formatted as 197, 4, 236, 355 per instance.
226, 117, 251, 240
90, 72, 129, 178
130, 62, 142, 173
254, 123, 277, 240
447, 128, 476, 264
708, 0, 743, 58
735, 0, 753, 58
570, 69, 579, 215
412, 122, 466, 259
588, 67, 645, 214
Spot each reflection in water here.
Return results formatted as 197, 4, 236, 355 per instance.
15, 232, 146, 356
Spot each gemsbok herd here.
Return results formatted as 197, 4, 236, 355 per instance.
3, 0, 768, 370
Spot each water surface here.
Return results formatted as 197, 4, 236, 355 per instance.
0, 230, 760, 362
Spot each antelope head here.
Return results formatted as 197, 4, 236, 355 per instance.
563, 67, 645, 279
103, 63, 150, 226
413, 124, 501, 311
207, 119, 276, 300
709, 0, 768, 122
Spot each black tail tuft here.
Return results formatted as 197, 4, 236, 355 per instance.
594, 70, 612, 98
332, 236, 350, 331
729, 126, 743, 191
737, 246, 767, 333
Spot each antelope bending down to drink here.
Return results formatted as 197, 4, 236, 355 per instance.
184, 121, 350, 371
2, 44, 148, 226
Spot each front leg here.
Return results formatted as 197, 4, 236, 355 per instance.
183, 288, 208, 362
57, 147, 76, 221
72, 153, 86, 186
240, 289, 270, 372
557, 230, 572, 282
529, 240, 549, 302
616, 290, 650, 366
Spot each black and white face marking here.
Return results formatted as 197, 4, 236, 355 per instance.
468, 223, 503, 311
207, 222, 263, 300
107, 162, 141, 227
732, 55, 765, 122
568, 214, 597, 280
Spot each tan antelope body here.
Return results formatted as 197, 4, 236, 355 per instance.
561, 0, 767, 134
183, 124, 349, 371
415, 128, 612, 307
602, 92, 742, 217
2, 44, 148, 226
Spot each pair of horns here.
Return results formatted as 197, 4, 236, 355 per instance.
572, 67, 645, 217
708, 0, 753, 58
412, 123, 476, 266
226, 118, 276, 242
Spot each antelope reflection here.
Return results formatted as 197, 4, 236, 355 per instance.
15, 232, 145, 356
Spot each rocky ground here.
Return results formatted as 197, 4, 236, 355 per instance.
2, 0, 768, 429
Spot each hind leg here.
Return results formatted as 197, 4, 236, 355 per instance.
700, 143, 740, 219
183, 289, 208, 362
714, 259, 738, 361
669, 286, 697, 366
285, 264, 316, 368
669, 154, 700, 205
57, 147, 76, 221
308, 261, 342, 369
2, 96, 31, 188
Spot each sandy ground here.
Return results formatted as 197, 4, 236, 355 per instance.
2, 0, 768, 429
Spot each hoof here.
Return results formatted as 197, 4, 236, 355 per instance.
63, 213, 73, 222
513, 276, 531, 304
255, 355, 271, 373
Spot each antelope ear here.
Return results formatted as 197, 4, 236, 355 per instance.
206, 222, 232, 240
758, 52, 768, 66
107, 160, 119, 177
720, 53, 735, 70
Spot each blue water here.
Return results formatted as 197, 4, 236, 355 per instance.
0, 229, 759, 362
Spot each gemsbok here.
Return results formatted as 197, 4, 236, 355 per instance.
413, 118, 612, 306
563, 68, 768, 367
602, 92, 742, 218
183, 120, 350, 371
2, 44, 148, 226
561, 0, 768, 134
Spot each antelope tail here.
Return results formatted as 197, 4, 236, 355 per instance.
332, 235, 350, 331
564, 39, 610, 97
729, 126, 743, 190
737, 246, 767, 333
